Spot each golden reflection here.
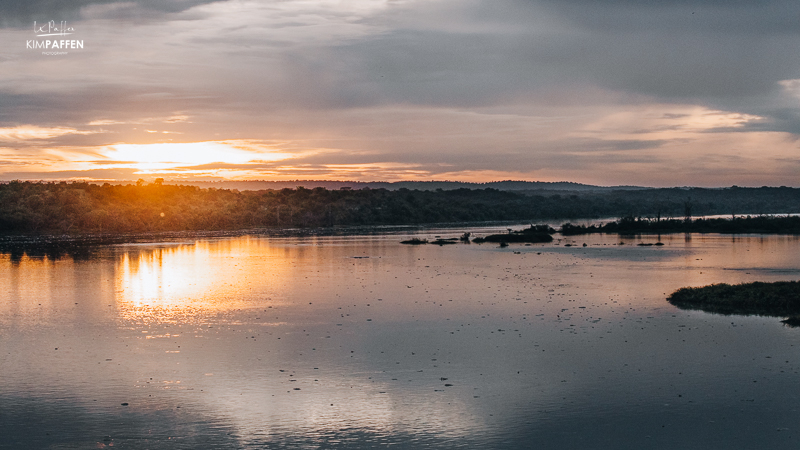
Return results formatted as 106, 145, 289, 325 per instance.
0, 253, 117, 327
114, 238, 293, 323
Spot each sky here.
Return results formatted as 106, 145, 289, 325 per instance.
1, 0, 799, 187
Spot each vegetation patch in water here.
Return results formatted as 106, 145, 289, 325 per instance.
472, 225, 554, 244
668, 281, 800, 325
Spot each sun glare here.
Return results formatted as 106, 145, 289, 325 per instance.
102, 141, 293, 171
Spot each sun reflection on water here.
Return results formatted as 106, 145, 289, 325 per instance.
114, 239, 293, 325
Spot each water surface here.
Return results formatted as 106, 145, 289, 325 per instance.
2, 229, 800, 449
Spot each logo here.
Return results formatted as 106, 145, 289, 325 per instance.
27, 21, 84, 56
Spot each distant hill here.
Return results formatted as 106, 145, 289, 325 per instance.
163, 180, 645, 192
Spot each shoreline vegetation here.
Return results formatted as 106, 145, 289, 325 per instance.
404, 215, 800, 246
400, 226, 555, 245
561, 216, 800, 235
0, 181, 798, 258
471, 225, 554, 244
667, 281, 800, 325
2, 180, 800, 235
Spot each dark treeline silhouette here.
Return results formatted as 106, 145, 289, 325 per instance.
531, 185, 800, 220
1, 181, 800, 234
561, 216, 800, 235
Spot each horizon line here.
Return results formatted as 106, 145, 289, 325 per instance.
1, 179, 796, 190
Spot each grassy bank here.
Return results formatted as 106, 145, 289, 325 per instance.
667, 281, 800, 324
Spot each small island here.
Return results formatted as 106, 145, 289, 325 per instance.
400, 226, 554, 246
471, 225, 555, 244
667, 281, 800, 325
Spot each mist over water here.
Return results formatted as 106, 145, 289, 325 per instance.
2, 228, 800, 449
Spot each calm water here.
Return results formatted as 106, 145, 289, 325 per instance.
2, 228, 800, 449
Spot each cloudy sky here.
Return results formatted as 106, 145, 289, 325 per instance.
1, 0, 799, 186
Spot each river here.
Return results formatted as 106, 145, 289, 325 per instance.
2, 227, 800, 449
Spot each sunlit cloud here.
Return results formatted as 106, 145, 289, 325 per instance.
0, 126, 98, 141
164, 115, 190, 123
577, 106, 764, 143
87, 120, 126, 126
258, 162, 431, 181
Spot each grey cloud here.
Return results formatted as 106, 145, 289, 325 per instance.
571, 139, 670, 152
11, 0, 799, 126
357, 1, 800, 103
536, 0, 800, 36
0, 85, 219, 136
8, 0, 800, 113
0, 0, 225, 26
258, 0, 794, 133
741, 108, 800, 135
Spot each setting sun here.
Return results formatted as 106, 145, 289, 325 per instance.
101, 141, 294, 172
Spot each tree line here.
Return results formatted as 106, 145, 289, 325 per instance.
1, 181, 799, 234
561, 215, 800, 235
